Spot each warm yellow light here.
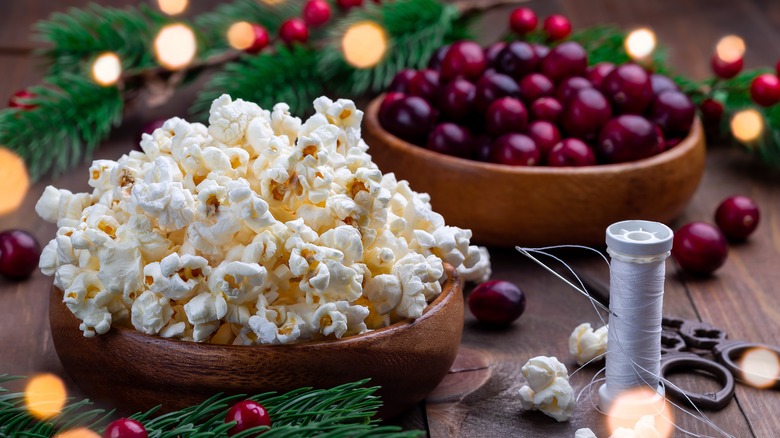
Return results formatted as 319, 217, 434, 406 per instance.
731, 109, 764, 142
259, 0, 285, 5
91, 52, 122, 86
157, 0, 188, 15
25, 374, 67, 420
716, 35, 746, 63
342, 21, 388, 69
738, 347, 780, 388
0, 148, 29, 216
55, 428, 101, 438
154, 23, 197, 70
625, 28, 656, 60
227, 21, 255, 51
606, 387, 674, 438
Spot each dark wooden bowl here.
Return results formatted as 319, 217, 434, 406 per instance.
49, 265, 464, 419
363, 95, 707, 247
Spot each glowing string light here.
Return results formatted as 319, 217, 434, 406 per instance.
738, 347, 780, 388
157, 0, 188, 16
227, 21, 256, 51
715, 35, 746, 63
259, 0, 286, 5
154, 23, 197, 70
606, 387, 674, 438
25, 374, 67, 420
625, 28, 657, 60
341, 21, 388, 69
731, 109, 764, 142
0, 147, 29, 216
91, 52, 122, 86
55, 428, 101, 438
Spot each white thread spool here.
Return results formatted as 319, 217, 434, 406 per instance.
598, 220, 673, 412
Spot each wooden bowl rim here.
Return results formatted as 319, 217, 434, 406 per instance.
51, 264, 461, 351
365, 94, 704, 176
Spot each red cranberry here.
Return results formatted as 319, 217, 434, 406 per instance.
510, 8, 538, 34
438, 79, 476, 122
750, 73, 780, 107
226, 400, 271, 436
0, 230, 41, 281
526, 120, 561, 158
381, 96, 436, 144
427, 123, 474, 158
699, 98, 724, 125
495, 41, 539, 80
242, 24, 270, 54
602, 64, 654, 114
649, 91, 695, 137
441, 41, 486, 83
484, 42, 507, 68
672, 222, 728, 275
336, 0, 363, 9
408, 69, 440, 103
519, 73, 555, 104
379, 92, 405, 125
428, 44, 451, 70
468, 280, 526, 327
530, 97, 563, 122
486, 97, 528, 136
103, 418, 148, 438
548, 138, 596, 167
561, 88, 612, 140
302, 0, 332, 27
532, 43, 550, 59
555, 76, 593, 103
715, 195, 760, 241
8, 90, 36, 110
388, 69, 417, 93
540, 42, 587, 83
711, 54, 742, 79
141, 119, 166, 136
473, 135, 494, 162
664, 137, 682, 151
279, 18, 309, 44
490, 133, 539, 166
543, 14, 572, 41
586, 62, 615, 90
650, 74, 679, 96
777, 60, 780, 77
597, 115, 661, 163
474, 72, 520, 111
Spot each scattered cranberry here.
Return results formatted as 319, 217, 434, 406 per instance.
408, 69, 440, 103
561, 88, 612, 140
586, 62, 615, 90
602, 64, 654, 114
597, 115, 661, 163
381, 96, 436, 144
226, 400, 271, 436
474, 72, 520, 111
495, 41, 539, 80
555, 76, 593, 103
438, 79, 476, 122
8, 89, 36, 110
540, 41, 587, 83
649, 91, 695, 137
336, 0, 363, 9
103, 418, 148, 438
388, 69, 417, 93
468, 280, 526, 327
302, 0, 331, 27
278, 18, 309, 44
711, 54, 743, 79
530, 97, 563, 122
490, 133, 539, 166
548, 138, 596, 167
427, 123, 474, 158
519, 73, 555, 104
510, 8, 538, 35
527, 120, 561, 158
672, 222, 729, 275
484, 42, 506, 68
441, 41, 486, 83
750, 73, 780, 107
543, 14, 572, 41
715, 195, 760, 241
486, 97, 528, 136
0, 230, 41, 281
699, 98, 724, 125
650, 74, 679, 95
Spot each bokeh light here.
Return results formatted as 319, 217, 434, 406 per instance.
259, 0, 286, 5
25, 374, 67, 420
342, 21, 388, 69
157, 0, 188, 16
625, 28, 656, 60
154, 23, 197, 70
737, 347, 780, 388
731, 109, 764, 142
606, 387, 674, 438
715, 35, 746, 63
227, 21, 255, 51
0, 147, 29, 216
55, 428, 101, 438
91, 52, 122, 86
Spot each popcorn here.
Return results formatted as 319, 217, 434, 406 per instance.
575, 429, 598, 438
39, 94, 491, 344
609, 415, 661, 438
457, 246, 492, 283
569, 322, 609, 366
518, 356, 575, 422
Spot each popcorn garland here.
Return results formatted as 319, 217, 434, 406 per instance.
37, 95, 487, 344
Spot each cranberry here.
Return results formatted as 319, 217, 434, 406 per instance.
649, 91, 695, 137
664, 137, 682, 151
0, 230, 41, 281
777, 60, 780, 77
540, 41, 587, 83
468, 280, 526, 327
388, 69, 417, 93
548, 138, 596, 167
226, 400, 271, 436
519, 73, 554, 103
8, 90, 36, 110
486, 97, 528, 136
380, 96, 436, 144
699, 98, 724, 125
484, 42, 506, 68
510, 8, 538, 35
715, 195, 760, 241
141, 119, 166, 136
711, 54, 743, 79
532, 43, 550, 59
302, 0, 332, 27
602, 64, 654, 114
103, 418, 148, 438
427, 123, 474, 158
279, 18, 309, 44
490, 133, 539, 166
672, 222, 729, 275
428, 44, 451, 70
336, 0, 363, 9
526, 120, 561, 158
555, 76, 593, 103
473, 135, 494, 162
495, 41, 539, 80
530, 97, 563, 122
750, 74, 780, 107
408, 69, 440, 103
441, 41, 486, 82
474, 72, 520, 111
650, 74, 679, 95
543, 14, 572, 41
379, 92, 405, 124
586, 62, 615, 90
239, 24, 270, 54
597, 115, 661, 163
561, 88, 611, 140
438, 79, 476, 122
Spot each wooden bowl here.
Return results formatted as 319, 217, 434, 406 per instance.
363, 95, 706, 247
49, 265, 464, 419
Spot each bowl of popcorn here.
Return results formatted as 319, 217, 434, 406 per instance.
40, 95, 490, 417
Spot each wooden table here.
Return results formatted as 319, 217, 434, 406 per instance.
1, 0, 778, 436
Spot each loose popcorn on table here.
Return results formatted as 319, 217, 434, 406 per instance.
518, 355, 575, 422
37, 95, 491, 344
569, 322, 608, 366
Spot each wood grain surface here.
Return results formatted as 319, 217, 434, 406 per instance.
0, 1, 779, 437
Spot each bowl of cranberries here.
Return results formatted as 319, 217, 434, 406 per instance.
363, 39, 705, 247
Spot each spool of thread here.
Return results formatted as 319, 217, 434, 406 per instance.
598, 220, 673, 412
